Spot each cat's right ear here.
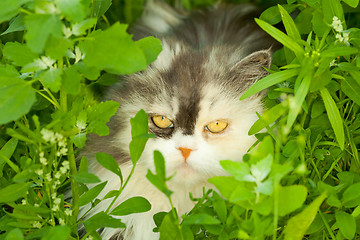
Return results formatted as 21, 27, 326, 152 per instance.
231, 49, 272, 84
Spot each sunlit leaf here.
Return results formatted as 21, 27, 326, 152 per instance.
320, 88, 344, 150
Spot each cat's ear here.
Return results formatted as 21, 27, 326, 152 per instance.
231, 49, 272, 84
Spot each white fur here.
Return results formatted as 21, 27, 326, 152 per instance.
80, 81, 263, 239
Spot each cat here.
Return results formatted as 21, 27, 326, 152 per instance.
80, 1, 276, 239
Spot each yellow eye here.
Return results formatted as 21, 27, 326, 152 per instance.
205, 120, 228, 133
152, 115, 173, 129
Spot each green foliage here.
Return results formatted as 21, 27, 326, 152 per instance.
0, 0, 159, 239
1, 0, 360, 239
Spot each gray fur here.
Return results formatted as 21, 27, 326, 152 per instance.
81, 2, 277, 239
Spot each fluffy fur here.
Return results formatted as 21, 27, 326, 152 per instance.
80, 1, 276, 239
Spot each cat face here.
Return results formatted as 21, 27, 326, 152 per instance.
108, 43, 271, 187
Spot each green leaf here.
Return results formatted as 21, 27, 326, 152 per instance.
0, 138, 18, 177
84, 211, 126, 232
287, 72, 311, 129
284, 192, 327, 240
21, 59, 48, 73
129, 110, 150, 164
336, 211, 356, 239
111, 196, 151, 216
209, 176, 255, 202
322, 46, 358, 58
96, 73, 119, 86
146, 170, 173, 197
71, 18, 97, 36
0, 183, 31, 203
92, 0, 112, 18
39, 68, 63, 92
0, 0, 32, 24
5, 228, 24, 240
278, 4, 301, 40
154, 150, 166, 181
342, 182, 360, 208
240, 68, 299, 100
322, 0, 344, 24
341, 77, 360, 106
320, 88, 344, 150
182, 214, 221, 225
78, 181, 107, 206
0, 76, 36, 124
13, 169, 35, 183
277, 185, 307, 216
96, 152, 122, 180
24, 14, 62, 53
55, 0, 86, 22
87, 100, 120, 136
259, 4, 297, 25
0, 64, 20, 78
62, 66, 81, 95
73, 172, 101, 184
135, 37, 162, 65
74, 62, 100, 80
159, 213, 181, 240
213, 192, 227, 223
41, 225, 70, 240
312, 11, 330, 37
343, 0, 359, 8
3, 42, 38, 66
1, 14, 25, 36
220, 160, 250, 181
82, 23, 147, 74
45, 37, 72, 60
73, 133, 87, 148
79, 156, 89, 173
250, 155, 273, 182
104, 190, 119, 199
255, 18, 304, 59
249, 103, 287, 135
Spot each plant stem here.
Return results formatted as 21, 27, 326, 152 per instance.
105, 164, 136, 214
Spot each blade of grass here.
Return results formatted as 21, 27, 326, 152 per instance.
320, 88, 345, 150
240, 68, 299, 100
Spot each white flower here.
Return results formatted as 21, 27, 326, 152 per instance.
57, 147, 68, 156
54, 197, 61, 205
35, 169, 44, 176
62, 161, 70, 168
46, 173, 52, 182
22, 199, 27, 205
34, 203, 40, 207
336, 33, 344, 42
59, 218, 65, 225
64, 208, 72, 216
55, 172, 61, 179
343, 32, 350, 44
59, 166, 67, 174
54, 180, 61, 186
40, 156, 48, 165
331, 16, 343, 32
32, 221, 42, 228
329, 59, 337, 66
52, 205, 59, 212
86, 236, 94, 240
41, 129, 56, 143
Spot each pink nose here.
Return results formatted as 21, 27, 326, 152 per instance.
178, 147, 192, 161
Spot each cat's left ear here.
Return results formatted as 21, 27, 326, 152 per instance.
232, 49, 272, 83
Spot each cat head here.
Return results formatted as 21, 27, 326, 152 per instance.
102, 42, 271, 186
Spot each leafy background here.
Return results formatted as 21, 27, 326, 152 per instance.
1, 0, 360, 239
